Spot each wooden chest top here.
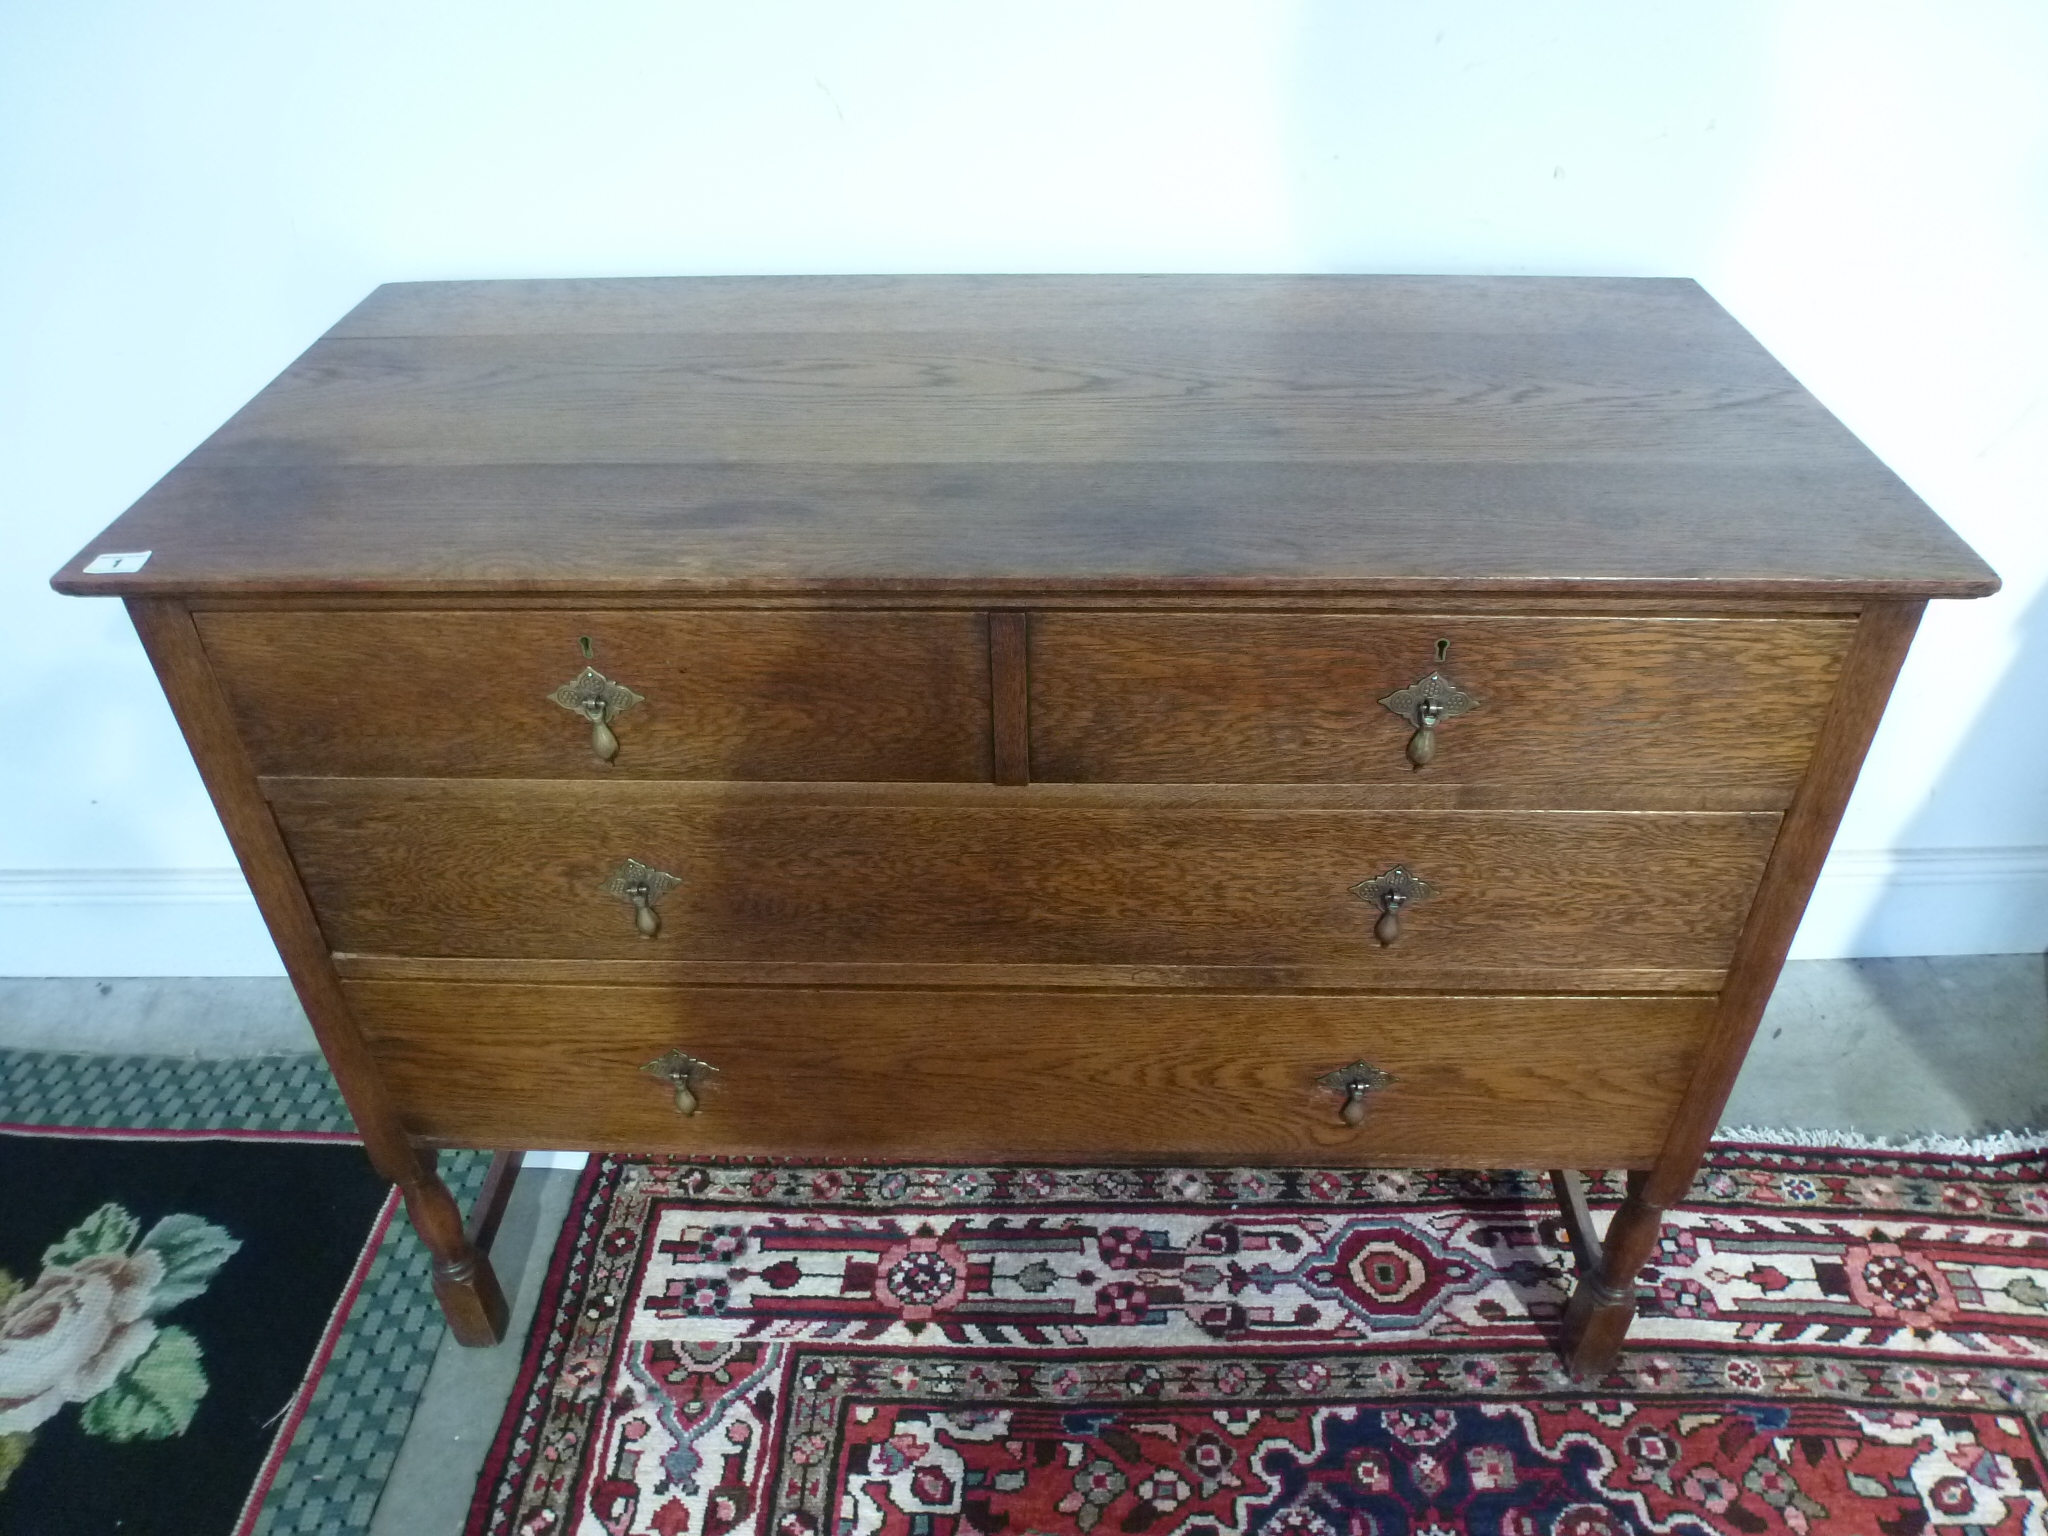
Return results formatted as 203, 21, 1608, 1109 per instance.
52, 276, 1994, 601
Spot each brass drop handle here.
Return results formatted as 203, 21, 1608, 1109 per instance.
628, 882, 659, 937
1406, 700, 1445, 768
644, 1049, 716, 1116
550, 660, 644, 764
580, 697, 620, 763
603, 859, 680, 939
1352, 864, 1437, 948
1317, 1061, 1391, 1126
1378, 669, 1476, 772
1374, 890, 1408, 946
1341, 1084, 1370, 1126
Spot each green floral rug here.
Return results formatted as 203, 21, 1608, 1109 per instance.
0, 1050, 485, 1535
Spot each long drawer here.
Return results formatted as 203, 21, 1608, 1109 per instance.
273, 782, 1778, 985
195, 608, 996, 781
344, 982, 1717, 1167
1028, 613, 1851, 798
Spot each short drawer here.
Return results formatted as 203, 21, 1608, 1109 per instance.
345, 982, 1716, 1167
1027, 613, 1852, 800
275, 783, 1779, 987
194, 608, 994, 781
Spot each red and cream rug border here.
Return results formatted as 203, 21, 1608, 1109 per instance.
468, 1141, 2048, 1535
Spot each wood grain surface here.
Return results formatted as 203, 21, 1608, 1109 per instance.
195, 608, 993, 780
193, 593, 1868, 616
121, 601, 418, 1176
989, 610, 1030, 785
330, 954, 1731, 994
179, 330, 1853, 469
269, 782, 1780, 979
343, 982, 1716, 1166
1030, 613, 1850, 796
259, 776, 1793, 812
52, 277, 1996, 599
1648, 601, 1930, 1204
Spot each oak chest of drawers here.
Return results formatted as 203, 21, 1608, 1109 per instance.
53, 275, 1997, 1376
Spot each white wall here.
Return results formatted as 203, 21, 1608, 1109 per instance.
3, 0, 2044, 974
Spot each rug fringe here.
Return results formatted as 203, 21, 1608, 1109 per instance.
1716, 1124, 2048, 1156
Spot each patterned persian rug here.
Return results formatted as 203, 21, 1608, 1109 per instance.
469, 1143, 2048, 1536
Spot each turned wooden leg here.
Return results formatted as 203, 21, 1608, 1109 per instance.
1552, 1168, 1668, 1380
399, 1158, 511, 1347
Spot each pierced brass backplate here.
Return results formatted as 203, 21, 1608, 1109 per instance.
643, 1049, 716, 1116
1378, 671, 1477, 769
1351, 864, 1437, 947
603, 858, 681, 938
550, 666, 644, 762
1353, 864, 1437, 905
1316, 1060, 1393, 1126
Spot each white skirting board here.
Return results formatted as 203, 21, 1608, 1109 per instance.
1783, 846, 2048, 959
0, 869, 286, 976
2, 849, 2046, 975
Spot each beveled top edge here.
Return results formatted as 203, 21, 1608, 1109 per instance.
52, 572, 1999, 601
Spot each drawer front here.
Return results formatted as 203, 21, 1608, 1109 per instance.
277, 784, 1778, 983
346, 982, 1715, 1167
1028, 614, 1852, 798
195, 609, 993, 781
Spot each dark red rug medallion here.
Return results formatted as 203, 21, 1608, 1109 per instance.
468, 1145, 2048, 1535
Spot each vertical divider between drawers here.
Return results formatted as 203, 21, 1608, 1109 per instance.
990, 610, 1031, 786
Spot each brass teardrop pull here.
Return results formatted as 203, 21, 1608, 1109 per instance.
1351, 865, 1437, 947
1342, 1084, 1369, 1126
1375, 892, 1407, 945
1378, 670, 1477, 771
643, 1049, 716, 1116
1317, 1061, 1391, 1126
1406, 700, 1444, 768
582, 698, 620, 762
603, 859, 680, 938
550, 657, 644, 764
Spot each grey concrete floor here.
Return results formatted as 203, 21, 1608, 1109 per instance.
0, 976, 320, 1056
1731, 954, 2048, 1135
3, 954, 2045, 1530
366, 1166, 582, 1536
